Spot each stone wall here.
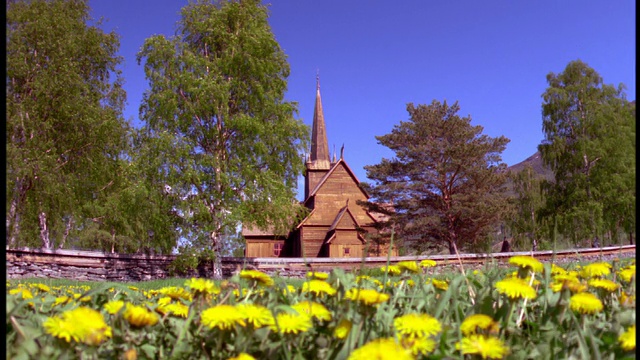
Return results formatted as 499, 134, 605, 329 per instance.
5, 247, 259, 282
7, 245, 635, 283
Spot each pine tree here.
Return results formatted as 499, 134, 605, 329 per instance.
361, 101, 510, 255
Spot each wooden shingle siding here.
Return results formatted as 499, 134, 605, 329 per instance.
336, 213, 356, 229
245, 240, 285, 257
301, 227, 329, 257
329, 244, 364, 258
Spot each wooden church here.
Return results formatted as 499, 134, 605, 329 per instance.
243, 79, 392, 258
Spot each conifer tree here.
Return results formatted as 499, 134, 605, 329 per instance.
361, 101, 510, 254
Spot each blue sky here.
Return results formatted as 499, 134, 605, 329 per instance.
89, 1, 636, 200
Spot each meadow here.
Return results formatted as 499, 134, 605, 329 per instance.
6, 256, 636, 360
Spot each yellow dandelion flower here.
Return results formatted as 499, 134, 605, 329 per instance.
347, 338, 413, 360
569, 292, 603, 314
549, 264, 567, 275
292, 301, 332, 322
163, 302, 189, 318
495, 277, 537, 300
43, 316, 76, 343
185, 278, 220, 295
550, 274, 587, 293
509, 255, 543, 273
158, 286, 193, 301
618, 266, 636, 283
123, 348, 137, 360
306, 271, 329, 280
456, 335, 509, 359
619, 325, 636, 351
43, 306, 112, 346
393, 313, 442, 340
9, 288, 33, 299
34, 283, 51, 292
123, 304, 159, 327
283, 284, 297, 295
228, 353, 256, 360
588, 278, 619, 292
345, 288, 390, 306
431, 278, 449, 291
381, 265, 401, 275
580, 262, 612, 279
271, 312, 312, 334
396, 261, 420, 273
53, 296, 72, 306
239, 270, 274, 286
620, 292, 635, 307
104, 300, 125, 315
553, 273, 580, 282
460, 314, 499, 336
301, 280, 337, 296
158, 296, 172, 306
234, 288, 248, 298
402, 336, 437, 356
420, 259, 437, 268
236, 304, 274, 328
155, 297, 173, 315
72, 293, 91, 302
333, 319, 352, 340
567, 270, 580, 278
201, 305, 246, 330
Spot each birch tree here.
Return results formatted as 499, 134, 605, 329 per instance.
137, 0, 308, 277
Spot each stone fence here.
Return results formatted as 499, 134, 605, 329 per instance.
6, 247, 255, 282
6, 245, 635, 283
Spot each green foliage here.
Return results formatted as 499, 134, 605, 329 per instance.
361, 100, 511, 255
538, 60, 636, 246
5, 0, 175, 253
6, 0, 128, 249
167, 247, 201, 277
166, 246, 219, 277
506, 164, 546, 251
6, 257, 636, 359
136, 0, 309, 269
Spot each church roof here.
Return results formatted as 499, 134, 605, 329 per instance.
294, 208, 317, 229
303, 158, 370, 205
308, 75, 331, 169
325, 205, 367, 244
241, 224, 287, 238
328, 203, 358, 231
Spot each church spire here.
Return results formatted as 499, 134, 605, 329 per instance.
308, 73, 330, 169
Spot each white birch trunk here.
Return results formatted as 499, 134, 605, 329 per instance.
39, 211, 50, 249
210, 231, 223, 279
7, 197, 19, 247
58, 217, 73, 249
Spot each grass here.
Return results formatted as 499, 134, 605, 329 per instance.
6, 256, 636, 359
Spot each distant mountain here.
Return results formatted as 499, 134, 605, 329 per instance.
503, 151, 554, 197
506, 151, 554, 181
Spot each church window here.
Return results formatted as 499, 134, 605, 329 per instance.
274, 243, 283, 256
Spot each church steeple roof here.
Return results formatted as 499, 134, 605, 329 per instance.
308, 74, 331, 169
